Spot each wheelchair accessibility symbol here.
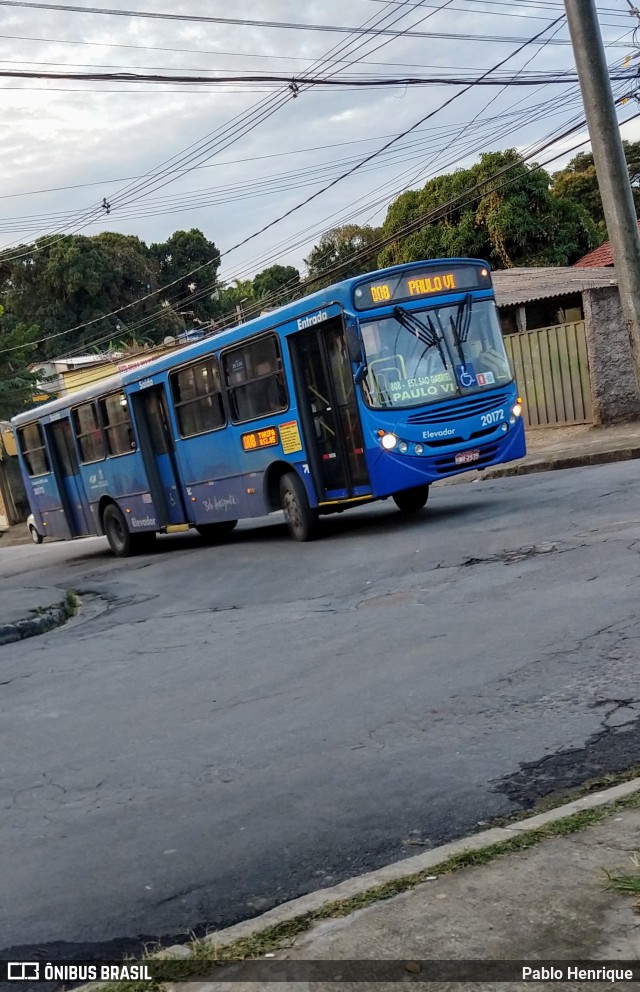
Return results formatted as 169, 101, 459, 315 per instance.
456, 364, 477, 388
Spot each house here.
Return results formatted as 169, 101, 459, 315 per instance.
492, 266, 618, 333
491, 267, 640, 427
573, 220, 640, 268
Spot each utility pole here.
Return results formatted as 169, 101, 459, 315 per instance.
564, 0, 640, 386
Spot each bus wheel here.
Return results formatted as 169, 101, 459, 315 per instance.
102, 503, 134, 557
392, 484, 430, 514
280, 472, 318, 542
196, 520, 237, 542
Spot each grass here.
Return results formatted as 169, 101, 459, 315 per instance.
91, 788, 640, 992
605, 852, 640, 910
64, 589, 79, 618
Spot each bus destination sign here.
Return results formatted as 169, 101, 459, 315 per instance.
241, 426, 279, 452
353, 264, 491, 310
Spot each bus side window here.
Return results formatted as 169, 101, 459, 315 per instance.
100, 393, 136, 456
222, 335, 287, 423
73, 402, 105, 463
18, 422, 50, 477
170, 358, 226, 437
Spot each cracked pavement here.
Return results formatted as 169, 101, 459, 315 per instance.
1, 461, 640, 961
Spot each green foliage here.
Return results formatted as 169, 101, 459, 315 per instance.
0, 305, 39, 419
304, 224, 381, 288
150, 228, 220, 323
551, 139, 640, 233
378, 150, 599, 270
0, 229, 221, 360
252, 264, 300, 305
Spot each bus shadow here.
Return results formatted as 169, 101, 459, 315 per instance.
59, 498, 486, 563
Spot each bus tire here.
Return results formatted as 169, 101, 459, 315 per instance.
196, 520, 238, 542
280, 472, 318, 542
392, 484, 430, 514
102, 503, 135, 557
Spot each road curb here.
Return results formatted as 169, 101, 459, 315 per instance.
185, 777, 640, 953
483, 444, 640, 480
0, 600, 70, 646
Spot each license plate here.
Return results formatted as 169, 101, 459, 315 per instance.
455, 449, 480, 465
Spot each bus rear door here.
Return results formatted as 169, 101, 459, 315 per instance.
290, 315, 371, 503
45, 417, 92, 537
131, 385, 189, 529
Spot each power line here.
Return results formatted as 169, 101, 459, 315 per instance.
0, 0, 436, 252
0, 12, 569, 355
1, 68, 631, 85
0, 1, 628, 45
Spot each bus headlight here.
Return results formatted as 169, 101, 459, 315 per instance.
398, 441, 408, 454
414, 443, 424, 455
381, 433, 397, 450
501, 422, 509, 432
512, 401, 522, 418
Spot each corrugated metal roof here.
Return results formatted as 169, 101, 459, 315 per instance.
492, 266, 618, 307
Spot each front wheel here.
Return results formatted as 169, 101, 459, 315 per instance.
196, 520, 238, 542
392, 484, 430, 514
280, 472, 318, 542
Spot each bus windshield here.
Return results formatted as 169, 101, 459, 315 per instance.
360, 298, 512, 410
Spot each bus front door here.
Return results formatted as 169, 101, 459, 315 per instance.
45, 418, 92, 537
131, 386, 188, 528
291, 317, 370, 502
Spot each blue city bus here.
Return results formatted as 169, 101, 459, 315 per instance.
12, 258, 525, 556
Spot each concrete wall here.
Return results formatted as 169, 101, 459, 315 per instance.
583, 285, 640, 424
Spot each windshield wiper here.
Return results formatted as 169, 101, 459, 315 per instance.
394, 305, 448, 370
449, 293, 473, 365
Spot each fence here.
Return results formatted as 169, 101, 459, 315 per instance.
504, 320, 592, 427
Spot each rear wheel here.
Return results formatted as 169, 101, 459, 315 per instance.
392, 484, 430, 514
280, 472, 318, 542
103, 503, 135, 557
196, 520, 238, 542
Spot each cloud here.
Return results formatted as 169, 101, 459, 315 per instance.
0, 0, 634, 285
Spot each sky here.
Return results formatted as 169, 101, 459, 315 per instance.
0, 0, 638, 302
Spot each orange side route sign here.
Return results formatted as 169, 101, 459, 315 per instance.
279, 420, 303, 454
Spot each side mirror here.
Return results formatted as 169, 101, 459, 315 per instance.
345, 322, 364, 365
353, 361, 368, 385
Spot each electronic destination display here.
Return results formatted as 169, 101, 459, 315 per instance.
353, 264, 491, 311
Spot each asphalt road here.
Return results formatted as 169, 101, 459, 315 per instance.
2, 462, 640, 961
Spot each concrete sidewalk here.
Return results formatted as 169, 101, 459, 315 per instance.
487, 421, 640, 479
159, 782, 640, 992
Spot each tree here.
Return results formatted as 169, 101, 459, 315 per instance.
304, 224, 381, 287
0, 232, 177, 357
551, 140, 640, 231
150, 228, 221, 322
252, 264, 300, 305
211, 279, 255, 323
0, 306, 39, 419
378, 149, 599, 270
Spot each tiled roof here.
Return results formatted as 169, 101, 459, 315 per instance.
574, 221, 640, 268
492, 266, 617, 307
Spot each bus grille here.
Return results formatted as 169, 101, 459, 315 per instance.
406, 391, 509, 425
426, 425, 497, 448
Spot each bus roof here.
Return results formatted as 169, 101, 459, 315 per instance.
11, 257, 491, 428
